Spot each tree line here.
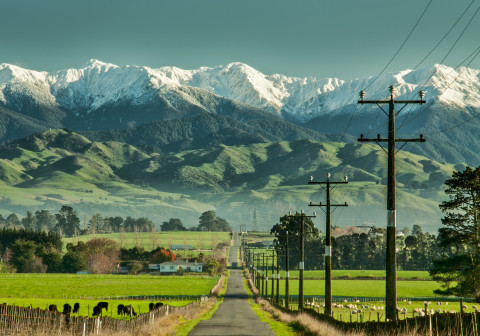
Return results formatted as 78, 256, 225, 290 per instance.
0, 207, 231, 237
270, 216, 441, 272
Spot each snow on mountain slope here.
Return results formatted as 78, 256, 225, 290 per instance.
0, 60, 479, 121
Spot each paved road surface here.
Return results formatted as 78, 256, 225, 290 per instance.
189, 234, 275, 336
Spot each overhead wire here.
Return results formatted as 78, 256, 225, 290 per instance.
363, 0, 433, 91
411, 0, 475, 71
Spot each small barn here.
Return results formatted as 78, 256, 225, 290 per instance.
149, 260, 203, 273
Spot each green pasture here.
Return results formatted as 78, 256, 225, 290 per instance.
260, 279, 442, 298
287, 299, 471, 322
0, 274, 219, 298
0, 298, 191, 320
270, 270, 431, 280
63, 231, 231, 253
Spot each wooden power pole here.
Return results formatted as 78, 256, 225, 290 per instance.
357, 85, 425, 321
288, 211, 316, 310
308, 173, 348, 316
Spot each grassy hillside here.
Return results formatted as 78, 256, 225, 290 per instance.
0, 129, 452, 232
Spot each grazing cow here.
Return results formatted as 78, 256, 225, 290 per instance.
149, 303, 155, 311
98, 301, 108, 311
123, 305, 137, 317
117, 304, 125, 315
155, 302, 164, 309
92, 305, 101, 317
48, 304, 58, 312
73, 303, 80, 314
62, 303, 72, 315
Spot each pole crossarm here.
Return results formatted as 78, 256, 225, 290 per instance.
358, 99, 426, 104
358, 134, 426, 143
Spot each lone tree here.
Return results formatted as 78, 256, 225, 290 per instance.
430, 166, 480, 298
197, 211, 231, 232
161, 218, 187, 231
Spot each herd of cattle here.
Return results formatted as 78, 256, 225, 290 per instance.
46, 301, 165, 318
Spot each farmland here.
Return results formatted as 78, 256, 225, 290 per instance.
0, 274, 219, 298
270, 279, 442, 298
0, 273, 220, 320
63, 231, 231, 254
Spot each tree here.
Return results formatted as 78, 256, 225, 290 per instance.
34, 210, 56, 232
21, 211, 37, 230
150, 248, 176, 264
430, 166, 480, 298
10, 239, 37, 272
161, 218, 187, 231
197, 211, 231, 232
88, 213, 104, 234
62, 251, 87, 273
55, 206, 80, 237
6, 214, 20, 228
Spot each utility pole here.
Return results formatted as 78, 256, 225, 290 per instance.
271, 252, 275, 301
265, 255, 269, 299
357, 85, 425, 321
275, 240, 280, 305
309, 173, 348, 316
288, 211, 316, 310
285, 231, 290, 310
262, 253, 265, 298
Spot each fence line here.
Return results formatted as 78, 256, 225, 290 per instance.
0, 297, 209, 336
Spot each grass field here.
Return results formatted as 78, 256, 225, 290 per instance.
63, 231, 231, 254
276, 270, 432, 280
0, 274, 219, 298
0, 297, 191, 320
273, 279, 442, 297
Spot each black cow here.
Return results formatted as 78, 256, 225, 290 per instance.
92, 305, 101, 317
123, 305, 137, 317
62, 303, 72, 315
149, 302, 154, 311
98, 301, 108, 311
73, 303, 80, 314
155, 302, 164, 309
48, 304, 58, 312
117, 304, 125, 315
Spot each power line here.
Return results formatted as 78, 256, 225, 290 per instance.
363, 0, 433, 91
412, 0, 475, 70
397, 43, 480, 132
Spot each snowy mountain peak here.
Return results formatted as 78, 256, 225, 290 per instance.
0, 61, 479, 121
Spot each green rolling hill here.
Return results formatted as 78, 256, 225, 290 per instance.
0, 128, 453, 232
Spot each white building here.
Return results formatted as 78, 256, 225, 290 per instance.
149, 260, 203, 273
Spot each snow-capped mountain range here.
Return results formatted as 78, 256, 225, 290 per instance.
1, 59, 479, 123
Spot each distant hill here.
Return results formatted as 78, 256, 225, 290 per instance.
78, 113, 338, 152
0, 129, 452, 232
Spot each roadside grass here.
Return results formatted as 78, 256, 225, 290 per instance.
243, 278, 297, 335
174, 272, 229, 336
0, 274, 218, 298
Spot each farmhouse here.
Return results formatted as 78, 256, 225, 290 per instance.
149, 260, 203, 273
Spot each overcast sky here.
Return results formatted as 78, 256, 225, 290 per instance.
1, 0, 479, 80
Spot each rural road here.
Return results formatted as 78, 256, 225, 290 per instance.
189, 234, 276, 336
